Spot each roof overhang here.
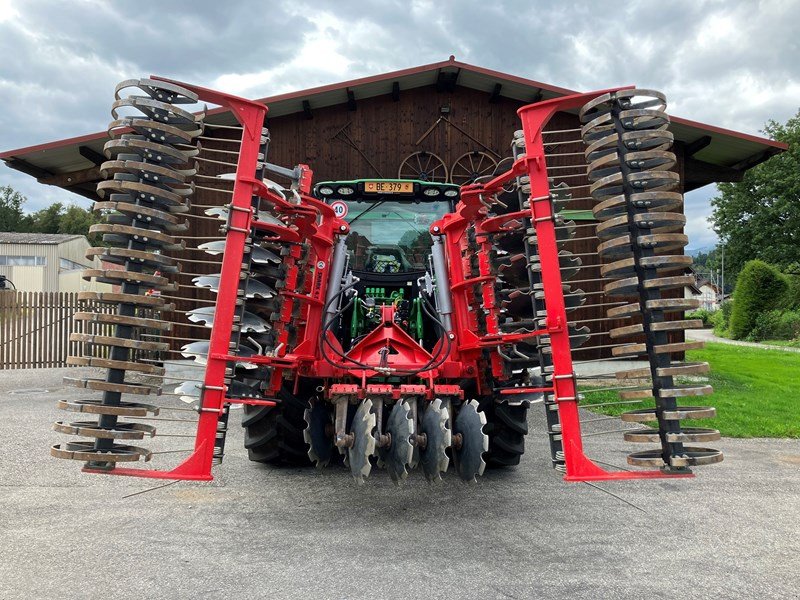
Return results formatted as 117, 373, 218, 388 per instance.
1, 57, 787, 197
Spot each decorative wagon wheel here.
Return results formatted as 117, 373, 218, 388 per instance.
491, 156, 517, 193
397, 151, 448, 182
450, 151, 498, 186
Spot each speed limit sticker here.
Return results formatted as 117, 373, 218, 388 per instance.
331, 201, 348, 218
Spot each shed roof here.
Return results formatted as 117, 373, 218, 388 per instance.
0, 57, 787, 197
0, 232, 83, 244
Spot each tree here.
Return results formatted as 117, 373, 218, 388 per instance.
0, 185, 101, 241
693, 247, 723, 273
711, 109, 800, 283
29, 202, 65, 234
0, 185, 32, 232
59, 204, 103, 245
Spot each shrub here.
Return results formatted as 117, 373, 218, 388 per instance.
747, 309, 800, 341
687, 308, 715, 326
712, 301, 733, 336
747, 310, 781, 341
729, 260, 788, 339
775, 311, 800, 339
782, 272, 800, 310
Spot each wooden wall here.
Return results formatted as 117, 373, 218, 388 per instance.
265, 85, 525, 181
171, 84, 688, 360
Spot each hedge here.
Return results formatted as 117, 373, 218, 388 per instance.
728, 260, 788, 339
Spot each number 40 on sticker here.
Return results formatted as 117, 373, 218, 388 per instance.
330, 201, 348, 218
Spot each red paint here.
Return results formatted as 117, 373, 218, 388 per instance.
85, 81, 699, 484
515, 90, 693, 481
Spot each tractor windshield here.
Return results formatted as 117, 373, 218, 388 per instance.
342, 200, 450, 272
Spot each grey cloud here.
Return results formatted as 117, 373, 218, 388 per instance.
11, 0, 307, 79
1, 0, 797, 232
684, 185, 719, 252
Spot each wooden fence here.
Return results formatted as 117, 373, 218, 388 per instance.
0, 290, 110, 370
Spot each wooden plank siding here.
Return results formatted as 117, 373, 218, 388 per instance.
165, 84, 688, 360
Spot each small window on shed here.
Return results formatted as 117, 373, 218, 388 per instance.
59, 258, 84, 271
0, 255, 46, 266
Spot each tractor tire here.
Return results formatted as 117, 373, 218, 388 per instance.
484, 401, 529, 468
242, 384, 311, 466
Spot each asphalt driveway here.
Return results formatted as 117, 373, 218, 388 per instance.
1, 368, 798, 599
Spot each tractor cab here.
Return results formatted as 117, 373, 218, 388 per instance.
313, 179, 459, 350
314, 179, 459, 274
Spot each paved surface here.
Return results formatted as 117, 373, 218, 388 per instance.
1, 368, 799, 600
687, 328, 800, 352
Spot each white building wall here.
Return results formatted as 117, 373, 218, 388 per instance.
0, 237, 110, 292
684, 283, 720, 311
1, 265, 45, 291
698, 284, 719, 311
0, 242, 55, 291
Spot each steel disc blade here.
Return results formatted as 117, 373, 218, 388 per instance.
253, 211, 286, 228
205, 205, 286, 227
192, 275, 222, 292
409, 400, 421, 470
494, 231, 524, 253
263, 178, 288, 200
174, 380, 201, 403
203, 206, 228, 221
192, 274, 275, 298
501, 290, 536, 318
240, 311, 270, 333
186, 305, 271, 332
452, 400, 488, 483
384, 400, 415, 484
197, 240, 226, 255
569, 325, 591, 348
251, 245, 282, 265
180, 341, 209, 364
348, 399, 376, 485
496, 254, 528, 287
420, 398, 451, 482
217, 174, 287, 200
186, 306, 216, 326
563, 289, 586, 311
244, 279, 276, 298
304, 400, 334, 469
556, 219, 576, 241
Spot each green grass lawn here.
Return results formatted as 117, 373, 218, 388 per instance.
580, 342, 800, 438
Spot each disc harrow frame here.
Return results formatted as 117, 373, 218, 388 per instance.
69, 79, 344, 480
439, 88, 714, 481
53, 77, 721, 484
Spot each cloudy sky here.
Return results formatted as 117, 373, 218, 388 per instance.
1, 0, 797, 251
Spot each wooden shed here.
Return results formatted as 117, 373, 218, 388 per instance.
0, 57, 787, 358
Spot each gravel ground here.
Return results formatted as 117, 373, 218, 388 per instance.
687, 328, 800, 352
1, 367, 798, 600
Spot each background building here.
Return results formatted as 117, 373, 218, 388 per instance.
687, 277, 723, 311
0, 233, 107, 292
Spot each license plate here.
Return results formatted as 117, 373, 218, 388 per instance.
364, 181, 413, 194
